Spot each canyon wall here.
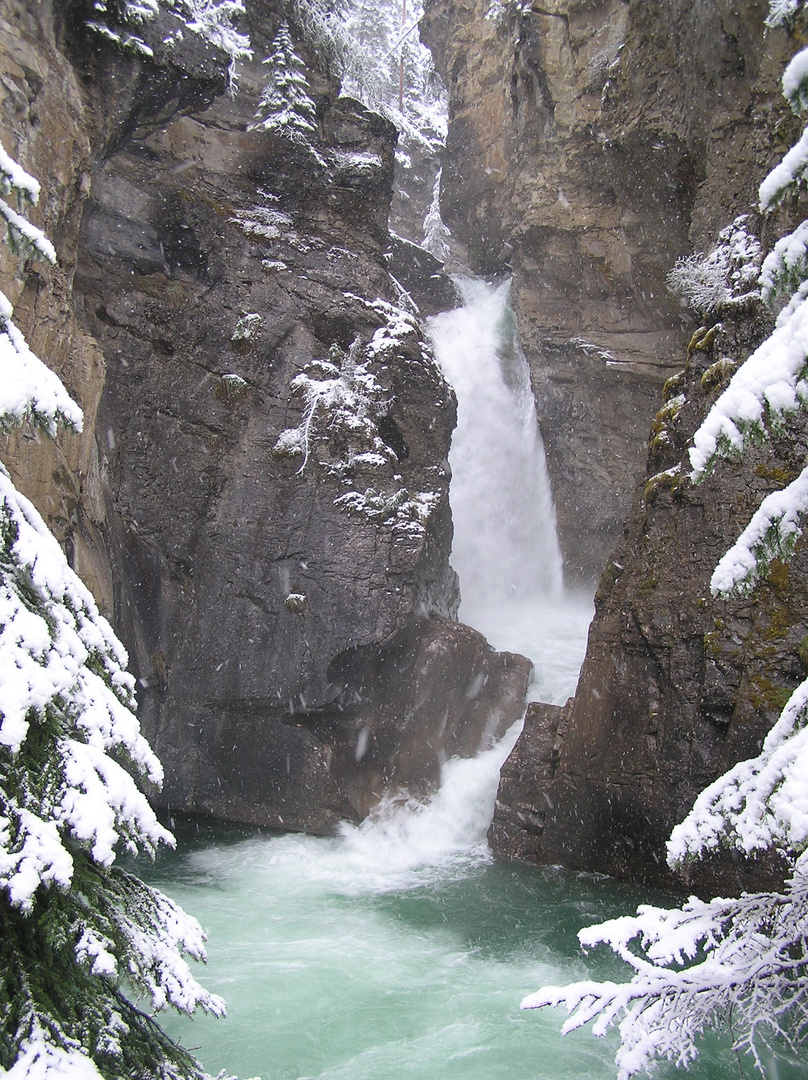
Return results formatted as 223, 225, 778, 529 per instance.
6, 0, 806, 886
422, 0, 807, 886
423, 0, 792, 583
0, 0, 530, 833
493, 310, 808, 891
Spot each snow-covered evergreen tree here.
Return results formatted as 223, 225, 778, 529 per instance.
248, 22, 317, 141
523, 5, 808, 1076
422, 168, 450, 263
291, 0, 447, 155
0, 142, 224, 1080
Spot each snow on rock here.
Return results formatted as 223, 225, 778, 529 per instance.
275, 343, 388, 474
767, 0, 803, 29
231, 312, 261, 345
182, 0, 250, 67
275, 298, 444, 540
334, 487, 439, 538
422, 169, 450, 263
87, 0, 250, 72
231, 203, 294, 241
330, 150, 383, 172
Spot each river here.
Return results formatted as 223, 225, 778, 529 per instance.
141, 283, 803, 1080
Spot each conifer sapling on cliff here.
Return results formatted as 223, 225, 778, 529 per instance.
249, 21, 318, 141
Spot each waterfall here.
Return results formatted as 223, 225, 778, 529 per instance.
428, 278, 592, 705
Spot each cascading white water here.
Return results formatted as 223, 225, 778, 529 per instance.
428, 278, 593, 704
430, 279, 564, 604
337, 721, 522, 882
429, 278, 561, 609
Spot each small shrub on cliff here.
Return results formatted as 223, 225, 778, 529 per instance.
666, 215, 761, 316
524, 6, 808, 1076
0, 144, 223, 1079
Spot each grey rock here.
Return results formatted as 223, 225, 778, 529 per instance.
1, 0, 532, 834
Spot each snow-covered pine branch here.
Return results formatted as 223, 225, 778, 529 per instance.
687, 291, 808, 477
524, 869, 808, 1080
667, 677, 808, 863
0, 140, 223, 1080
0, 139, 82, 436
0, 144, 56, 264
709, 464, 808, 595
760, 218, 808, 316
687, 41, 808, 482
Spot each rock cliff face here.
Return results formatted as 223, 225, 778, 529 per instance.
1, 0, 530, 833
422, 0, 792, 583
493, 309, 808, 890
424, 0, 807, 887
0, 0, 111, 609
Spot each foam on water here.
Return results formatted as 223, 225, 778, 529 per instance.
180, 721, 521, 904
147, 818, 748, 1080
336, 720, 523, 887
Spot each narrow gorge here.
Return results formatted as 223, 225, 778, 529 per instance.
3, 0, 808, 1074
